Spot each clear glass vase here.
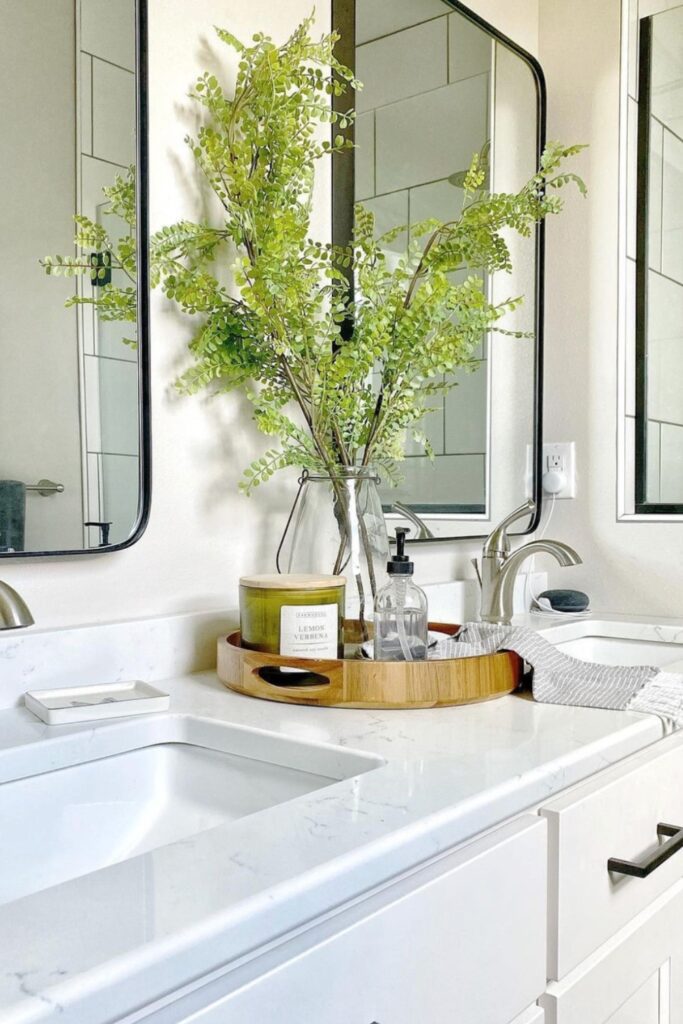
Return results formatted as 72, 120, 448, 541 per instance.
278, 467, 390, 644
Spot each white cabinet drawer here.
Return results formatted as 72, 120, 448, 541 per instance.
541, 730, 683, 980
541, 877, 683, 1024
150, 816, 547, 1024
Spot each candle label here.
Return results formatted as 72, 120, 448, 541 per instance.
280, 604, 338, 658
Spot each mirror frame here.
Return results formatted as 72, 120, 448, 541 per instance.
0, 0, 151, 559
331, 0, 547, 541
634, 12, 683, 515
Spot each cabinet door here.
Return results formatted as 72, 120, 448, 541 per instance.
542, 877, 683, 1024
143, 817, 546, 1024
606, 970, 666, 1024
540, 729, 683, 979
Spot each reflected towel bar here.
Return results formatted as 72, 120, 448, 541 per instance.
25, 480, 64, 497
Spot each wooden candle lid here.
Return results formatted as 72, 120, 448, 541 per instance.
240, 574, 346, 589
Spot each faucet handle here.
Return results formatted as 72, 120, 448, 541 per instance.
483, 499, 536, 558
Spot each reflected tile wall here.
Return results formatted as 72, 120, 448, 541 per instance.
374, 76, 489, 194
660, 422, 683, 502
647, 419, 661, 502
385, 453, 486, 510
92, 58, 135, 165
646, 13, 683, 501
356, 0, 490, 511
624, 0, 683, 510
101, 453, 140, 545
78, 0, 138, 546
661, 128, 683, 282
356, 0, 446, 45
355, 19, 447, 113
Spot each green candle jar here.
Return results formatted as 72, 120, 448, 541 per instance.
239, 574, 346, 658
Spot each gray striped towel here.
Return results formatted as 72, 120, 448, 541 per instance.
437, 623, 683, 728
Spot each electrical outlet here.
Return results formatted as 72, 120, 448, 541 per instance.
542, 442, 576, 499
525, 443, 577, 500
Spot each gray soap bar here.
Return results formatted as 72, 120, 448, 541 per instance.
539, 589, 590, 612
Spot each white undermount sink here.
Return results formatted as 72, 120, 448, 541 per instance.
0, 714, 382, 906
545, 619, 683, 670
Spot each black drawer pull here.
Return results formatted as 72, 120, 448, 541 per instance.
608, 823, 683, 878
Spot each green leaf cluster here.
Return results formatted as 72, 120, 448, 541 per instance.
159, 17, 585, 493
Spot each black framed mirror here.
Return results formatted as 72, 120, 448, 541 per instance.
0, 0, 150, 557
332, 0, 546, 541
635, 5, 683, 514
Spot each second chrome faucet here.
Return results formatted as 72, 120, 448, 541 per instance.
479, 499, 582, 625
0, 580, 33, 631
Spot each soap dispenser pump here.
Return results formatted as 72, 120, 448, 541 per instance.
373, 528, 428, 662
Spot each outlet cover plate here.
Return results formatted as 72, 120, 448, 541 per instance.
542, 442, 576, 499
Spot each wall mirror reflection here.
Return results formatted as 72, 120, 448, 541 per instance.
636, 4, 683, 512
333, 0, 545, 540
0, 0, 149, 556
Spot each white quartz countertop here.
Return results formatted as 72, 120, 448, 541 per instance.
0, 666, 665, 1022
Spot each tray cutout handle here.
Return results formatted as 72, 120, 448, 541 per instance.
256, 665, 332, 690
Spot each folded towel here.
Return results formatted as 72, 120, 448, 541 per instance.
438, 623, 683, 729
0, 480, 25, 552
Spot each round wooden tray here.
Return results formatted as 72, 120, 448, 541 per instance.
217, 623, 522, 709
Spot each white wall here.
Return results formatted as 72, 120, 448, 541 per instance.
539, 0, 683, 616
0, 0, 541, 630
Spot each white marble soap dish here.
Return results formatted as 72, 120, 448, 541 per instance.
24, 681, 170, 725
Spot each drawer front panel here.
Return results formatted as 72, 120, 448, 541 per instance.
162, 817, 547, 1024
541, 878, 683, 1024
541, 730, 683, 980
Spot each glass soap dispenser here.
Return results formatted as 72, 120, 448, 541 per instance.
373, 528, 428, 662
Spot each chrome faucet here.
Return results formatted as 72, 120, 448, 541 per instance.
0, 580, 34, 630
391, 502, 435, 540
479, 499, 582, 625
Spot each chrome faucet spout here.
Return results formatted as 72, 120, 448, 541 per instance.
503, 539, 582, 571
479, 506, 581, 625
0, 580, 34, 630
391, 502, 435, 540
482, 498, 536, 558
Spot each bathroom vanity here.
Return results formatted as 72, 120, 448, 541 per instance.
0, 614, 682, 1024
1, 0, 683, 1019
